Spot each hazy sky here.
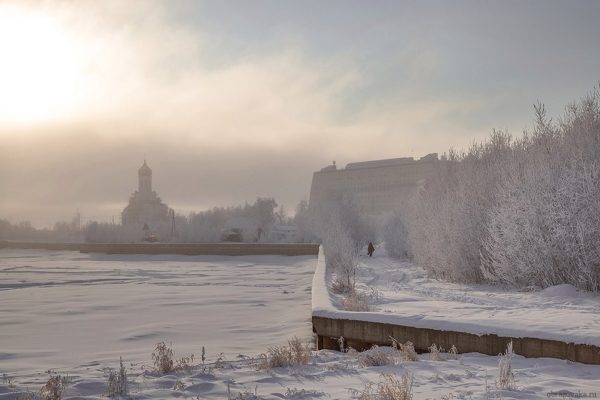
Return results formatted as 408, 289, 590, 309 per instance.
1, 0, 599, 227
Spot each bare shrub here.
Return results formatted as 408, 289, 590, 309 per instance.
151, 342, 194, 374
340, 288, 371, 311
311, 194, 366, 292
496, 341, 516, 390
389, 337, 418, 362
351, 373, 413, 400
214, 353, 227, 369
40, 374, 69, 400
428, 344, 445, 361
107, 357, 128, 398
152, 342, 174, 374
260, 337, 310, 369
327, 224, 360, 293
358, 346, 395, 367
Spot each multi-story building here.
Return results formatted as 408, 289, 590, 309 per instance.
308, 153, 437, 215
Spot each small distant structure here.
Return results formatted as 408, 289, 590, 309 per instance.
121, 160, 173, 239
141, 223, 158, 242
220, 216, 260, 242
221, 228, 243, 242
269, 224, 298, 243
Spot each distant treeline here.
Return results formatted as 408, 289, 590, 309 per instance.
83, 197, 310, 243
0, 198, 313, 244
0, 216, 83, 243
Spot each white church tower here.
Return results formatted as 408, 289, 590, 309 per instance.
122, 159, 171, 227
138, 160, 152, 193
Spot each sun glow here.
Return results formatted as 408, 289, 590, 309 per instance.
0, 5, 86, 126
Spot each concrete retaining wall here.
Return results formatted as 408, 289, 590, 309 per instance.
313, 313, 600, 365
0, 241, 319, 256
312, 246, 600, 365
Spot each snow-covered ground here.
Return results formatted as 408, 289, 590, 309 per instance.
0, 249, 315, 375
2, 249, 600, 399
314, 250, 600, 347
3, 340, 600, 399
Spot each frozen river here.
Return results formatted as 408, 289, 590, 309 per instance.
0, 249, 316, 376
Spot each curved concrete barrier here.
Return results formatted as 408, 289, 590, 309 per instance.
312, 247, 600, 364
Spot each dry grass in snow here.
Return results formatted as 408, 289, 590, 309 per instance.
259, 337, 311, 369
350, 373, 413, 400
106, 357, 128, 398
496, 341, 516, 390
151, 341, 195, 374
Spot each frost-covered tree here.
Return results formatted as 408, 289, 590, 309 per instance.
382, 213, 411, 259
308, 191, 375, 291
410, 87, 600, 291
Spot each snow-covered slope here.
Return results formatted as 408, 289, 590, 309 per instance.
313, 249, 600, 347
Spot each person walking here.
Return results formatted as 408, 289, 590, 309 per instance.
367, 241, 375, 257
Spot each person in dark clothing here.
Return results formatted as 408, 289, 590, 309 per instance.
367, 242, 375, 257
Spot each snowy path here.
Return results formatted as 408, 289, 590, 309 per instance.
352, 253, 600, 347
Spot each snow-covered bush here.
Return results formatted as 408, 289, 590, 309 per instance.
358, 346, 395, 367
106, 357, 128, 398
398, 341, 418, 362
410, 130, 512, 284
496, 341, 515, 390
481, 99, 600, 291
448, 345, 459, 360
428, 344, 444, 361
410, 87, 600, 292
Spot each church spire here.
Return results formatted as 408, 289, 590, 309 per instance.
138, 159, 152, 192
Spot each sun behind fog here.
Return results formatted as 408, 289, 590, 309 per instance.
0, 5, 85, 126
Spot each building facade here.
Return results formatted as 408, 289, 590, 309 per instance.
308, 153, 438, 215
121, 160, 171, 226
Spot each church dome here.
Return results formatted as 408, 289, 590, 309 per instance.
138, 160, 152, 176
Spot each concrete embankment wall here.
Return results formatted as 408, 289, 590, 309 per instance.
312, 247, 600, 365
313, 316, 600, 365
0, 241, 319, 256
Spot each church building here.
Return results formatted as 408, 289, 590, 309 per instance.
121, 160, 171, 226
